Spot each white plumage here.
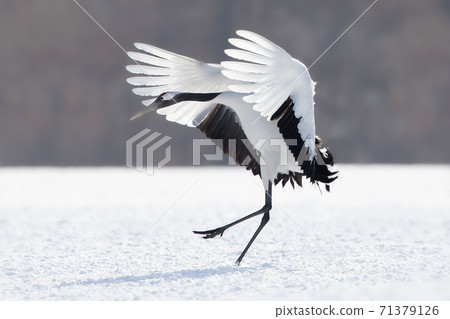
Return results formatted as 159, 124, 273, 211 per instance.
223, 30, 317, 157
126, 30, 337, 265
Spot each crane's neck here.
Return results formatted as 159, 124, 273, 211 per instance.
172, 92, 222, 103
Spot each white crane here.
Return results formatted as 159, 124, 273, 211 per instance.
126, 30, 338, 265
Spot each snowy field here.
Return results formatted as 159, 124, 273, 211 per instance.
1, 165, 449, 300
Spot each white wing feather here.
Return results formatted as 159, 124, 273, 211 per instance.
126, 43, 233, 127
126, 30, 317, 152
222, 30, 317, 154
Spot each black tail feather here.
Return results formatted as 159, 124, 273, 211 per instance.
301, 146, 338, 190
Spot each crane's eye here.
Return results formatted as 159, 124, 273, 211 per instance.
156, 92, 167, 102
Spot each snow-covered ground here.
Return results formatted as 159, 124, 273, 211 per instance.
1, 165, 449, 300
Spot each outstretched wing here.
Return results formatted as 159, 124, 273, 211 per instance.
126, 43, 261, 175
126, 43, 235, 127
221, 30, 317, 159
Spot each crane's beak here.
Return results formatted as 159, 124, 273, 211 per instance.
129, 102, 158, 121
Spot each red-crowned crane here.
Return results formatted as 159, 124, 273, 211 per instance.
126, 30, 338, 265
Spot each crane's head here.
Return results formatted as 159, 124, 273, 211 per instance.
130, 91, 222, 121
154, 91, 181, 105
130, 92, 181, 121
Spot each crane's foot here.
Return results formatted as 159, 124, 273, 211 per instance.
193, 227, 227, 239
193, 182, 273, 264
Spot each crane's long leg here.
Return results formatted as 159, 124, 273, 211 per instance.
193, 182, 272, 264
192, 205, 269, 239
235, 210, 270, 266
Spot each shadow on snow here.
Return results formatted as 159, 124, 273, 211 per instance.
58, 265, 250, 288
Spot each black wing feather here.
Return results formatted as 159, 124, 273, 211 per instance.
198, 104, 261, 177
274, 97, 338, 187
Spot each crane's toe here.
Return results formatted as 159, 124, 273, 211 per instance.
193, 227, 226, 239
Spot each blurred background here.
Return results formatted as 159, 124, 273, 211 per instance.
1, 0, 449, 166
